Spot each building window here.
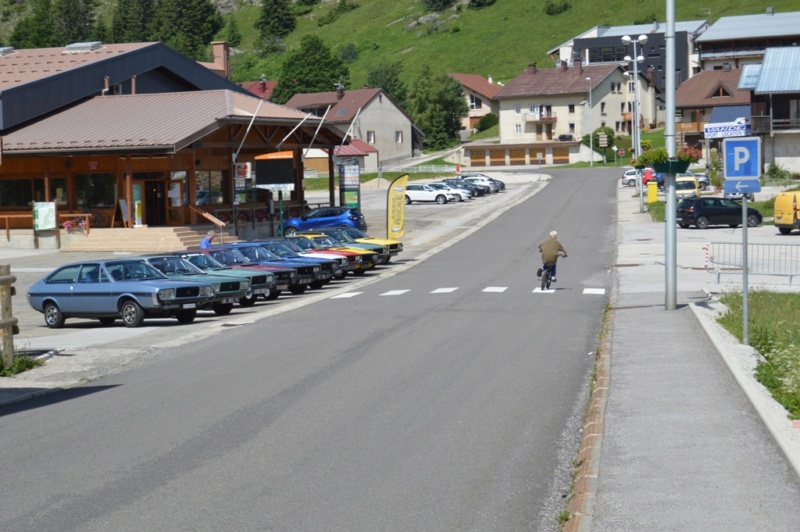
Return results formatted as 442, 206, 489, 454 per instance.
367, 130, 376, 144
600, 102, 606, 114
515, 124, 522, 135
75, 173, 117, 209
569, 104, 575, 113
568, 123, 575, 134
601, 121, 606, 128
514, 104, 521, 115
620, 102, 625, 113
529, 104, 539, 115
395, 131, 403, 143
194, 170, 224, 206
628, 81, 635, 93
470, 95, 483, 110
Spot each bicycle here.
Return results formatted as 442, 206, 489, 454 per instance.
89, 209, 110, 228
539, 253, 566, 291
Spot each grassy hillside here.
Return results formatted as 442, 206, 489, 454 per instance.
222, 0, 796, 86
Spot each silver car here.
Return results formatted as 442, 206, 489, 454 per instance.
429, 182, 473, 202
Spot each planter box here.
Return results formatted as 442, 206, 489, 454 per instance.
652, 160, 690, 174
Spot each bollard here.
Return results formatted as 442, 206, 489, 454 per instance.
647, 180, 658, 203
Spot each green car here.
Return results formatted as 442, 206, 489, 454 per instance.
141, 255, 252, 315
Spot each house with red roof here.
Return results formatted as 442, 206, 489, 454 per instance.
285, 87, 423, 167
450, 73, 502, 133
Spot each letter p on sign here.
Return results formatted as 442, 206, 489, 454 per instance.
723, 137, 761, 180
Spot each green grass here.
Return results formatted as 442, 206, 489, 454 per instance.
717, 292, 800, 418
0, 353, 44, 376
468, 125, 499, 141
219, 0, 778, 87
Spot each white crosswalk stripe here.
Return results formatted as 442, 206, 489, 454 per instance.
483, 287, 508, 293
330, 292, 363, 299
430, 287, 458, 293
327, 287, 606, 299
532, 288, 556, 293
583, 288, 606, 295
380, 290, 410, 296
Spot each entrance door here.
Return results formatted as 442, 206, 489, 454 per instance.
167, 180, 185, 225
132, 180, 167, 226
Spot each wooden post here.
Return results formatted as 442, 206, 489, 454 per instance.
0, 264, 17, 368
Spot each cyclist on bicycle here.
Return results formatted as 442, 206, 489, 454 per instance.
537, 231, 568, 282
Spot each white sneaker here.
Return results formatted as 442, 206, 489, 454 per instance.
551, 278, 557, 283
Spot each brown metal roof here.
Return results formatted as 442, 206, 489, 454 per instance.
333, 138, 378, 157
1, 90, 335, 155
495, 63, 623, 98
285, 88, 383, 123
240, 79, 278, 101
450, 73, 503, 100
674, 68, 750, 109
0, 42, 153, 90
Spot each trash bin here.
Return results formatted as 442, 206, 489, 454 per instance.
647, 180, 658, 203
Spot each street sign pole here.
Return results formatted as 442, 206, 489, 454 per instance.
742, 196, 749, 345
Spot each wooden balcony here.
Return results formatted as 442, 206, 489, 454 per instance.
676, 122, 706, 133
751, 115, 800, 134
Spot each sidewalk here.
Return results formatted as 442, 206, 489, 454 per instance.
568, 184, 800, 530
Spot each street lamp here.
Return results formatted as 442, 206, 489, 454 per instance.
586, 77, 593, 167
621, 34, 648, 159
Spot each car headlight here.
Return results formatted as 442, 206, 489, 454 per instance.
313, 266, 320, 272
241, 280, 250, 291
157, 288, 175, 301
211, 282, 221, 293
380, 247, 388, 254
200, 286, 214, 297
266, 273, 275, 283
289, 271, 297, 279
354, 256, 362, 262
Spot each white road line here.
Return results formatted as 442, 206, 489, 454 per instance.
532, 288, 555, 293
380, 290, 410, 296
483, 287, 508, 292
431, 287, 458, 293
583, 288, 606, 295
330, 292, 363, 299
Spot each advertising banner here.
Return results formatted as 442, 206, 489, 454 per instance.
386, 174, 408, 239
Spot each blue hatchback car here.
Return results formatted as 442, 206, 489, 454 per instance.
283, 206, 367, 236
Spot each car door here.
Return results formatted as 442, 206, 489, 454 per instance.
75, 264, 116, 315
719, 198, 743, 225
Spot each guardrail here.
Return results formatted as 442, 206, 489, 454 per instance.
704, 242, 800, 285
306, 165, 458, 179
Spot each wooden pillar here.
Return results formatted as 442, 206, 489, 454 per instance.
125, 155, 133, 228
327, 146, 336, 207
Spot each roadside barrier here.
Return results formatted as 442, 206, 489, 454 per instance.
705, 242, 800, 285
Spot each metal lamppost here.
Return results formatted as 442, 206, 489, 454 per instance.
622, 34, 648, 159
586, 76, 593, 167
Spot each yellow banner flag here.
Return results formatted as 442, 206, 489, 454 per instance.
386, 174, 408, 239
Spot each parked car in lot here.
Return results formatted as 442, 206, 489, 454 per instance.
655, 170, 708, 190
405, 183, 455, 204
252, 239, 341, 288
287, 235, 377, 275
223, 242, 321, 294
308, 229, 391, 264
329, 226, 404, 261
203, 248, 296, 300
171, 250, 275, 306
676, 197, 763, 229
441, 178, 488, 196
283, 206, 367, 236
27, 259, 215, 328
257, 237, 353, 278
428, 182, 472, 202
675, 175, 701, 200
140, 255, 250, 315
459, 174, 500, 193
621, 168, 655, 187
773, 191, 800, 234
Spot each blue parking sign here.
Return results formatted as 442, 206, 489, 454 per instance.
723, 137, 761, 179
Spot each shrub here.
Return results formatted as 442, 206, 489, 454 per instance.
475, 113, 498, 132
469, 0, 496, 8
544, 0, 570, 16
422, 0, 456, 11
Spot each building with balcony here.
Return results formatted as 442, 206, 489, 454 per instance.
450, 73, 502, 134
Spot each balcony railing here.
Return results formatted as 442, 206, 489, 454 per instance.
524, 113, 557, 123
751, 115, 800, 134
676, 122, 706, 133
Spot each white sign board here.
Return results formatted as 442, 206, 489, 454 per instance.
256, 183, 295, 192
704, 118, 751, 139
33, 202, 56, 231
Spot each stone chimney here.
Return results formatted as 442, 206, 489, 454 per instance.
211, 41, 230, 80
528, 62, 537, 74
575, 56, 583, 72
335, 82, 345, 100
560, 60, 568, 72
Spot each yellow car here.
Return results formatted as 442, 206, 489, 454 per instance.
304, 228, 395, 264
287, 234, 379, 274
331, 227, 403, 262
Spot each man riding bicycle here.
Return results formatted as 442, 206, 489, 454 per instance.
537, 231, 568, 282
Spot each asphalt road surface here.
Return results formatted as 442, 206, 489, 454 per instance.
0, 169, 618, 531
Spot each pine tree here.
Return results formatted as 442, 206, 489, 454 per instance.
10, 0, 57, 48
224, 17, 242, 49
111, 0, 155, 43
53, 0, 95, 46
257, 0, 296, 42
152, 0, 223, 60
271, 35, 349, 104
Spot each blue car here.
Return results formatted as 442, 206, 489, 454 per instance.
27, 259, 215, 328
221, 243, 321, 295
283, 206, 367, 236
252, 239, 343, 288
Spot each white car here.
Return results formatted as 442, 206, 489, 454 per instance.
405, 184, 455, 205
429, 182, 473, 202
460, 175, 500, 193
620, 168, 654, 187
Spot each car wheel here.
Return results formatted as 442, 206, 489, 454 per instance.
310, 280, 325, 289
747, 214, 762, 227
175, 309, 197, 324
239, 292, 257, 307
265, 290, 281, 300
353, 269, 366, 276
404, 196, 411, 205
679, 223, 690, 228
284, 226, 298, 236
212, 302, 234, 315
435, 195, 447, 204
290, 285, 307, 295
43, 301, 65, 329
98, 317, 116, 325
120, 299, 145, 328
729, 224, 738, 228
779, 227, 793, 235
696, 216, 710, 229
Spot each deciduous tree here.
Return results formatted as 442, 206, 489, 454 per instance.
366, 60, 408, 111
271, 35, 349, 104
406, 65, 468, 149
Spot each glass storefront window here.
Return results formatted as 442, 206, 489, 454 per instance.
75, 173, 117, 209
33, 178, 68, 206
0, 179, 33, 208
195, 170, 225, 205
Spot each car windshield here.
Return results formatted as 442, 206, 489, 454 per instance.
235, 245, 280, 262
676, 181, 696, 191
326, 230, 355, 243
311, 236, 340, 249
182, 253, 225, 270
105, 260, 166, 281
343, 227, 368, 238
287, 237, 319, 250
209, 248, 251, 266
146, 256, 202, 275
259, 242, 299, 258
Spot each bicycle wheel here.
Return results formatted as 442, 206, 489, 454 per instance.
541, 268, 549, 291
93, 211, 110, 228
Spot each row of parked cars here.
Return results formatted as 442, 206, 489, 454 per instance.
404, 174, 506, 205
27, 228, 404, 329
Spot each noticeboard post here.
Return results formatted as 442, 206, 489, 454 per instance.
338, 163, 361, 209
